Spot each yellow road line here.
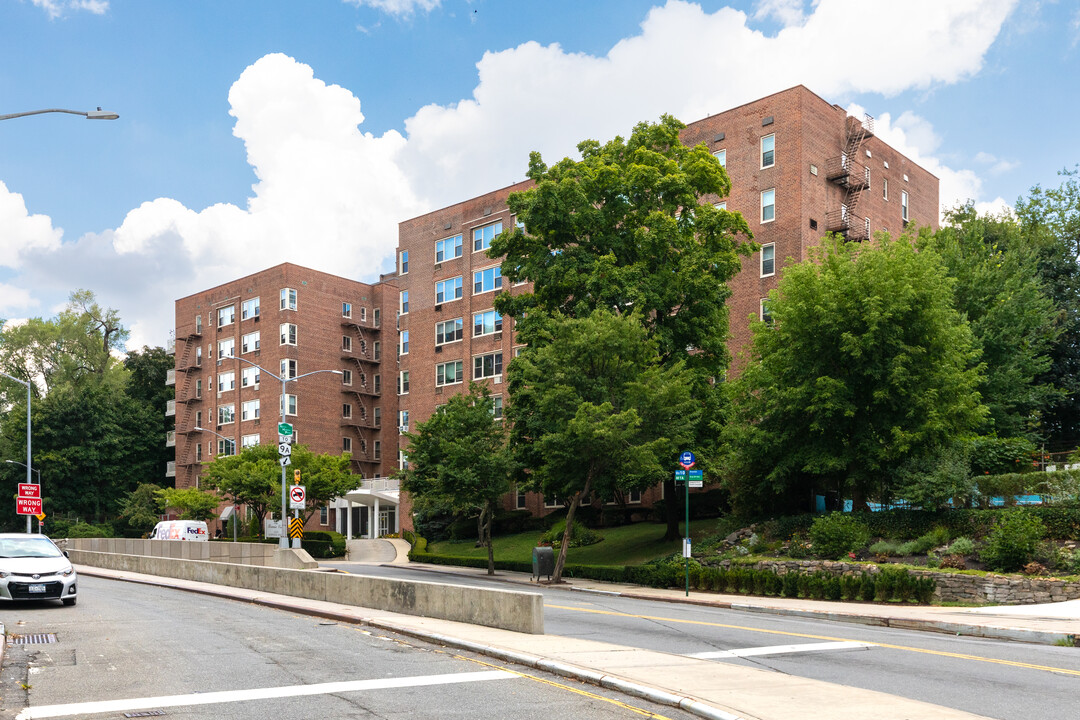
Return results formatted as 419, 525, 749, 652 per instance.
545, 603, 1080, 678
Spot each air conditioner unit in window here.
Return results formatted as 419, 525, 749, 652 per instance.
493, 375, 502, 384
253, 316, 260, 322
434, 304, 442, 312
435, 346, 443, 353
493, 332, 502, 341
434, 263, 442, 270
398, 425, 408, 433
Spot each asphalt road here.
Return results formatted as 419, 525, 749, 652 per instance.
326, 561, 1080, 720
0, 575, 699, 720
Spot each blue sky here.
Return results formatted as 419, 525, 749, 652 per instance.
0, 0, 1077, 348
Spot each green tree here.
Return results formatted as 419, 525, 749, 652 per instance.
400, 384, 513, 574
156, 487, 220, 521
723, 234, 987, 516
490, 115, 753, 539
117, 483, 164, 534
507, 310, 699, 581
123, 346, 175, 483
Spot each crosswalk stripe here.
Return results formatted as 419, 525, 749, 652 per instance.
688, 640, 871, 659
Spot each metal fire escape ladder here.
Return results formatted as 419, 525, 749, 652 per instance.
825, 113, 874, 240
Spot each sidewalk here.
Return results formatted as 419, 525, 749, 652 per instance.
390, 561, 1080, 646
77, 564, 998, 720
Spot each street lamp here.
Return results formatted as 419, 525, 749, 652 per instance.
193, 426, 238, 541
0, 107, 119, 122
231, 356, 342, 548
0, 372, 33, 534
5, 460, 41, 534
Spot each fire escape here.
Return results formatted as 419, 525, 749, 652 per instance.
174, 324, 204, 487
824, 113, 875, 241
342, 317, 382, 477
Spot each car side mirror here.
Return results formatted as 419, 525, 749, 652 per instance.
62, 551, 69, 558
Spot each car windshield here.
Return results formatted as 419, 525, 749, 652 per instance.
0, 538, 62, 559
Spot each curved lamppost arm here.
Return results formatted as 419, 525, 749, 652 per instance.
0, 108, 119, 122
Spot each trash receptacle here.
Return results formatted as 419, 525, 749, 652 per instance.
532, 546, 554, 581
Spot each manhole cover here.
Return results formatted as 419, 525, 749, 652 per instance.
6, 633, 57, 645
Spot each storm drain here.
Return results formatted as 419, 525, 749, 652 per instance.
5, 633, 57, 645
124, 712, 166, 718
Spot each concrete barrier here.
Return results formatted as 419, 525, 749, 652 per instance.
66, 538, 305, 566
67, 548, 544, 635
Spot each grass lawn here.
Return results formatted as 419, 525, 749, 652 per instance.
427, 518, 718, 567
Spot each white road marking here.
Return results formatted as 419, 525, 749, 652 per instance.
688, 640, 871, 659
16, 669, 516, 719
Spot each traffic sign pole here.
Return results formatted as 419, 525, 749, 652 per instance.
677, 451, 696, 597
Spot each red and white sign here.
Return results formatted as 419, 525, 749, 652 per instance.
289, 485, 306, 510
18, 483, 39, 498
17, 497, 42, 515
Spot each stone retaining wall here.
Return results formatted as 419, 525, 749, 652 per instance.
718, 559, 1080, 605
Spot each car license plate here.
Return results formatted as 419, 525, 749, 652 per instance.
28, 584, 45, 593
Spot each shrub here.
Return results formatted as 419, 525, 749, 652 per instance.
896, 541, 920, 556
860, 573, 876, 601
782, 572, 800, 598
301, 530, 347, 559
946, 537, 975, 556
808, 513, 870, 560
540, 520, 602, 549
869, 540, 899, 556
981, 513, 1047, 572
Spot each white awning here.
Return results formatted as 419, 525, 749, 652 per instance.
220, 506, 235, 521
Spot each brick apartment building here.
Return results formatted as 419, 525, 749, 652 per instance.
168, 86, 939, 537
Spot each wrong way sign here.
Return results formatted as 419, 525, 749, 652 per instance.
17, 497, 42, 515
289, 485, 306, 510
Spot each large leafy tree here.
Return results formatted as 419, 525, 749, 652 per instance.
399, 384, 513, 575
491, 115, 753, 539
723, 235, 987, 516
507, 310, 699, 581
156, 487, 220, 522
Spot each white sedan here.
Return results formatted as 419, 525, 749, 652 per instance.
0, 533, 77, 606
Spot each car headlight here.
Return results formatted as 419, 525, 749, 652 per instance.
0, 571, 8, 578
60, 567, 74, 577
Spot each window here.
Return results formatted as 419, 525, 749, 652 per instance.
342, 369, 352, 385
473, 310, 503, 337
473, 266, 502, 294
374, 407, 381, 427
281, 394, 297, 416
761, 244, 775, 277
436, 234, 463, 262
374, 374, 381, 394
713, 149, 726, 168
320, 506, 329, 525
516, 487, 526, 509
195, 378, 203, 398
342, 403, 352, 419
400, 250, 409, 274
342, 335, 352, 352
398, 410, 409, 433
241, 399, 260, 421
435, 277, 463, 303
218, 338, 235, 358
865, 217, 871, 238
342, 302, 352, 318
218, 404, 235, 425
241, 297, 260, 320
902, 190, 909, 222
491, 395, 503, 420
436, 360, 463, 387
398, 450, 408, 470
473, 352, 503, 380
373, 308, 380, 327
473, 221, 502, 252
760, 298, 773, 324
883, 178, 889, 201
399, 290, 409, 315
399, 370, 410, 395
761, 134, 775, 168
280, 323, 297, 346
240, 368, 259, 391
241, 434, 260, 449
374, 341, 381, 361
436, 318, 463, 345
195, 411, 202, 428
196, 346, 202, 366
196, 443, 203, 462
217, 437, 236, 456
217, 305, 235, 327
218, 371, 235, 393
342, 436, 352, 453
374, 440, 381, 460
761, 188, 775, 223
714, 201, 727, 210
241, 331, 260, 353
544, 495, 562, 509
399, 330, 409, 355
195, 314, 203, 334
280, 288, 297, 311
280, 358, 297, 379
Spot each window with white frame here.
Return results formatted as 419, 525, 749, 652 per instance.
320, 506, 329, 525
195, 378, 203, 398
374, 374, 381, 394
714, 201, 727, 210
399, 330, 409, 355
342, 335, 352, 352
374, 440, 381, 460
218, 371, 235, 393
399, 290, 409, 314
902, 190, 909, 222
435, 277, 463, 303
241, 331, 260, 353
374, 308, 380, 327
281, 394, 297, 416
280, 323, 297, 345
398, 410, 409, 433
218, 404, 235, 425
342, 403, 352, 419
761, 188, 775, 223
196, 346, 203, 366
761, 243, 775, 277
241, 434, 260, 448
217, 437, 236, 456
398, 449, 409, 470
280, 358, 296, 379
241, 297, 260, 320
217, 305, 235, 327
491, 395, 503, 420
399, 250, 409, 274
473, 310, 502, 337
544, 495, 562, 509
436, 234, 463, 262
196, 443, 203, 462
374, 407, 381, 427
342, 436, 352, 453
473, 352, 503, 380
374, 341, 381, 361
436, 318, 463, 345
398, 370, 409, 395
516, 487, 526, 509
473, 221, 502, 253
280, 288, 297, 311
218, 338, 235, 358
883, 178, 889, 201
761, 134, 775, 168
342, 302, 352, 318
713, 148, 726, 168
342, 369, 352, 385
760, 298, 774, 324
241, 399, 260, 421
473, 266, 502, 294
436, 360, 463, 387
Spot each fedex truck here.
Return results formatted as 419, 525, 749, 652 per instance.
149, 520, 209, 541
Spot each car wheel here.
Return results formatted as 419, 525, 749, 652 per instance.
62, 597, 76, 606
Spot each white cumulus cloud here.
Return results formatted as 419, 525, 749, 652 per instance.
341, 0, 440, 18
31, 0, 107, 19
